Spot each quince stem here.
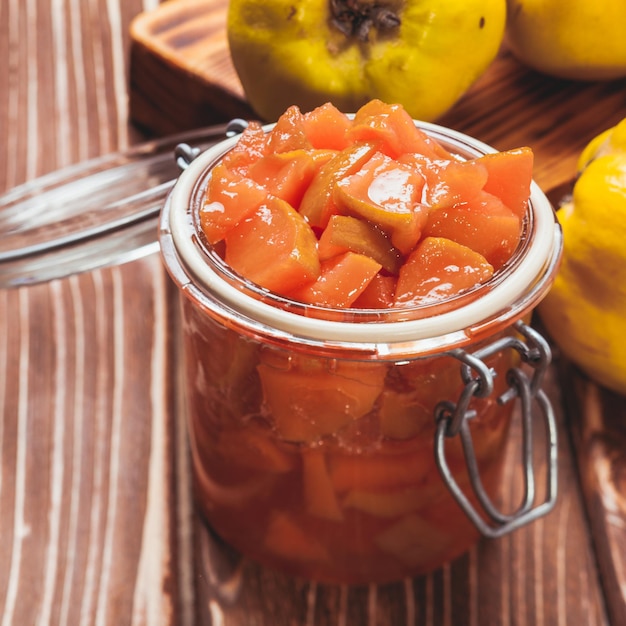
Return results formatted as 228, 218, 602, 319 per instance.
329, 0, 402, 42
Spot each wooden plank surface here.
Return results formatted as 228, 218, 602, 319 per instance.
0, 0, 625, 624
0, 1, 191, 624
560, 361, 626, 626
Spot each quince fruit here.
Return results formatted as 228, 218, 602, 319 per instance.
227, 0, 506, 122
539, 119, 626, 394
506, 0, 626, 80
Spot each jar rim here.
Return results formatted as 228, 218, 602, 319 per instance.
159, 120, 562, 356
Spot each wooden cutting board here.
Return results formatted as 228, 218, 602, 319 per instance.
129, 0, 254, 135
129, 1, 626, 622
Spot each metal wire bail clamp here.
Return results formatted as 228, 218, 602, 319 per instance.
174, 119, 250, 172
434, 320, 558, 538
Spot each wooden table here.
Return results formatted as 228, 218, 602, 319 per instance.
1, 1, 626, 624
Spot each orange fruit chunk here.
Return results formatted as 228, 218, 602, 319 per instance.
425, 190, 522, 270
329, 443, 433, 492
347, 100, 452, 160
289, 252, 382, 308
302, 102, 352, 151
224, 195, 320, 296
374, 514, 453, 566
299, 141, 379, 228
215, 425, 295, 474
401, 154, 488, 209
257, 356, 387, 443
266, 104, 312, 153
394, 237, 494, 306
334, 152, 425, 233
352, 274, 396, 309
263, 512, 330, 563
478, 146, 533, 219
343, 485, 433, 518
220, 121, 268, 174
199, 163, 269, 244
246, 149, 322, 209
302, 448, 344, 521
317, 214, 402, 274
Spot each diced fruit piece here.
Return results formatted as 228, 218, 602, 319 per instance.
334, 152, 425, 233
316, 232, 344, 262
216, 425, 295, 473
190, 439, 276, 509
257, 356, 387, 443
478, 146, 533, 218
288, 252, 382, 308
348, 100, 452, 160
200, 163, 269, 244
302, 448, 344, 521
374, 514, 453, 566
352, 274, 396, 309
389, 206, 429, 256
303, 102, 352, 150
424, 190, 522, 269
343, 486, 431, 518
264, 512, 330, 562
377, 388, 431, 439
246, 149, 321, 208
220, 121, 268, 174
186, 323, 261, 423
266, 105, 313, 153
224, 195, 320, 296
317, 214, 402, 274
382, 354, 462, 422
401, 154, 488, 209
299, 141, 379, 228
330, 443, 432, 492
462, 192, 522, 258
394, 237, 494, 306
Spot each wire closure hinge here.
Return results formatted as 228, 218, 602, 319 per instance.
174, 119, 249, 171
434, 320, 558, 538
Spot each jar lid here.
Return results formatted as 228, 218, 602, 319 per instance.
161, 121, 562, 356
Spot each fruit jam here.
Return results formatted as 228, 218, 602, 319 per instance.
159, 104, 562, 585
183, 301, 518, 584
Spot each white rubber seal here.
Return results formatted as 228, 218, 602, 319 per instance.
164, 122, 560, 346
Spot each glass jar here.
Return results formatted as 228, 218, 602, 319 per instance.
159, 121, 562, 585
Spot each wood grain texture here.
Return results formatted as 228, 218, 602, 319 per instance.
129, 0, 254, 136
0, 259, 189, 625
0, 1, 191, 624
0, 0, 624, 623
561, 360, 626, 626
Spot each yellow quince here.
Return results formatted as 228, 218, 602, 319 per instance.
539, 118, 626, 394
227, 0, 506, 122
506, 0, 626, 80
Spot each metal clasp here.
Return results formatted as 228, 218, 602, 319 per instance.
434, 320, 558, 538
174, 118, 250, 171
